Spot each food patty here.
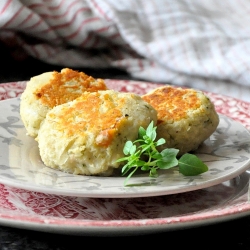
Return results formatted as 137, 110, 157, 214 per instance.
36, 90, 157, 176
142, 85, 219, 155
20, 68, 107, 138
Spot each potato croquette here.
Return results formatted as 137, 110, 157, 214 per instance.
20, 68, 108, 138
37, 90, 157, 176
142, 86, 219, 155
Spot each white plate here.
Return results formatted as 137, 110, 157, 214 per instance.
0, 83, 250, 198
0, 80, 250, 236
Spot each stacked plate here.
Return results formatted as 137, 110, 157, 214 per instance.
0, 79, 249, 236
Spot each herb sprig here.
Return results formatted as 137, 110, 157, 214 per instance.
116, 121, 208, 186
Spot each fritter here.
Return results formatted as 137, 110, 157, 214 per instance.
20, 68, 107, 138
142, 85, 219, 155
36, 90, 157, 176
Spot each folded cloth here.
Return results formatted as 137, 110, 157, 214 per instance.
1, 0, 250, 102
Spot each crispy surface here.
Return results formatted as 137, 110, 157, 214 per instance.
34, 68, 107, 108
142, 86, 201, 123
49, 91, 135, 147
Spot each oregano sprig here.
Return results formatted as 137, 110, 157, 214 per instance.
116, 121, 208, 186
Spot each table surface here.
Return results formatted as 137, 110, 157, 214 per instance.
1, 53, 250, 250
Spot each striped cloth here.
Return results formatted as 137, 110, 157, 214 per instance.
1, 0, 250, 102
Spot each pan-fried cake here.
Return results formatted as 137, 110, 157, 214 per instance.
36, 90, 157, 176
20, 68, 108, 138
142, 85, 219, 156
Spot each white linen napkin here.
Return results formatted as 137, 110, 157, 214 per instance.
1, 0, 250, 102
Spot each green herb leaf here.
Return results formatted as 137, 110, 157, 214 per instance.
145, 121, 156, 140
157, 148, 179, 169
178, 153, 208, 175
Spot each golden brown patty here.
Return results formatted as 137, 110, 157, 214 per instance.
142, 85, 220, 155
37, 90, 157, 176
20, 68, 108, 138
